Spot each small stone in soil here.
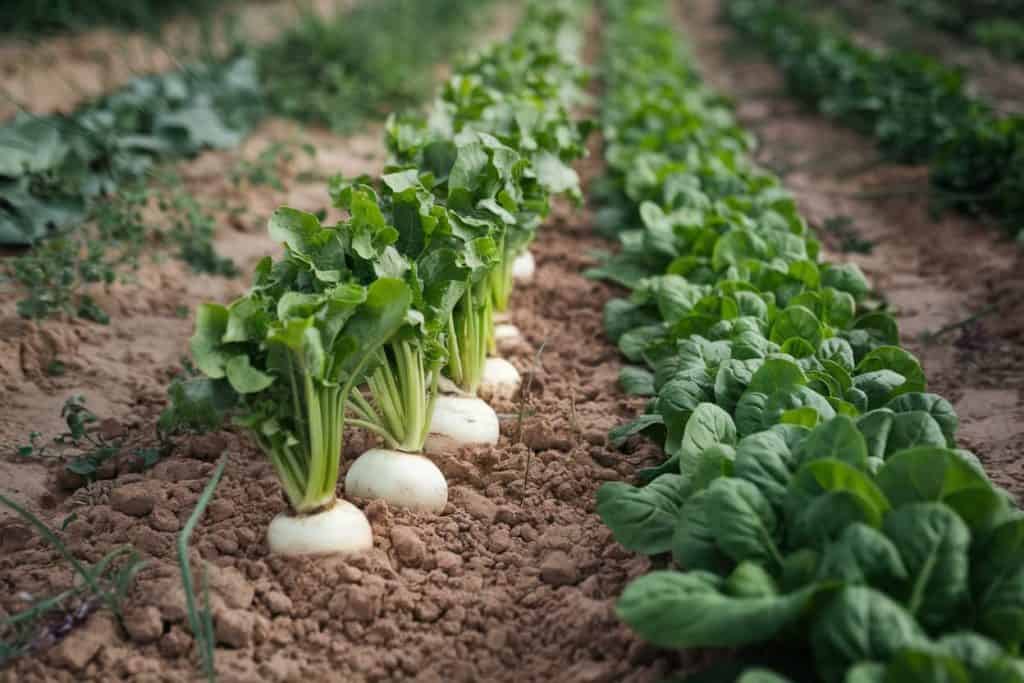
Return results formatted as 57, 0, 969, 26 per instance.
390, 526, 427, 568
110, 483, 158, 517
123, 606, 163, 644
540, 550, 578, 586
215, 608, 256, 648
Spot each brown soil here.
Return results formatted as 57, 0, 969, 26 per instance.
681, 0, 1024, 496
0, 0, 349, 122
0, 9, 689, 683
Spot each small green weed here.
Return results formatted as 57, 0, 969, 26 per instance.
0, 495, 147, 667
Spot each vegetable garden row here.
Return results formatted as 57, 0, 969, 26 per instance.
592, 1, 1024, 681
724, 0, 1024, 241
176, 0, 590, 557
2, 0, 1023, 680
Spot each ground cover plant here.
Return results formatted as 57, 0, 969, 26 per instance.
724, 0, 1024, 241
258, 0, 490, 134
0, 0, 491, 324
0, 0, 221, 37
890, 0, 1024, 62
592, 0, 1024, 680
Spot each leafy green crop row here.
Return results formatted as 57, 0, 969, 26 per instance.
725, 0, 1024, 241
892, 0, 1024, 61
0, 0, 220, 37
592, 1, 1024, 681
173, 0, 589, 515
0, 59, 263, 246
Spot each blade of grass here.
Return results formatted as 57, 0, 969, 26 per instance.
177, 456, 226, 682
0, 494, 106, 610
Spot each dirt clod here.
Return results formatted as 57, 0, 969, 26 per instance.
329, 583, 383, 622
110, 482, 159, 517
123, 606, 164, 644
263, 590, 293, 616
202, 560, 255, 609
454, 485, 498, 522
215, 607, 256, 648
390, 525, 427, 567
540, 550, 579, 586
46, 613, 120, 671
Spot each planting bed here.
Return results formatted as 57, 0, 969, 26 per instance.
1, 0, 1023, 681
680, 0, 1024, 497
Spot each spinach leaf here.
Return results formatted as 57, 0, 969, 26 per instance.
810, 586, 930, 683
597, 474, 689, 555
707, 477, 782, 567
617, 569, 823, 648
883, 503, 970, 631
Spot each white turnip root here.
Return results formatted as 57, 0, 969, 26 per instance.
267, 500, 373, 556
425, 394, 500, 453
512, 250, 535, 283
345, 448, 448, 512
494, 323, 523, 347
479, 357, 521, 401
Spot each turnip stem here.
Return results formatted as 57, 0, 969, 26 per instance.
347, 337, 438, 453
446, 279, 494, 396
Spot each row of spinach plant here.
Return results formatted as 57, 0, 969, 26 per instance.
592, 1, 1024, 681
890, 0, 1024, 62
724, 0, 1024, 242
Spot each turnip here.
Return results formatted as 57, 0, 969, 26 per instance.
267, 500, 372, 555
512, 250, 536, 283
343, 336, 452, 511
345, 448, 447, 512
425, 394, 500, 452
494, 322, 523, 350
479, 357, 521, 401
188, 208, 413, 556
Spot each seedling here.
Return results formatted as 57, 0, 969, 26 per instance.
176, 457, 225, 683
